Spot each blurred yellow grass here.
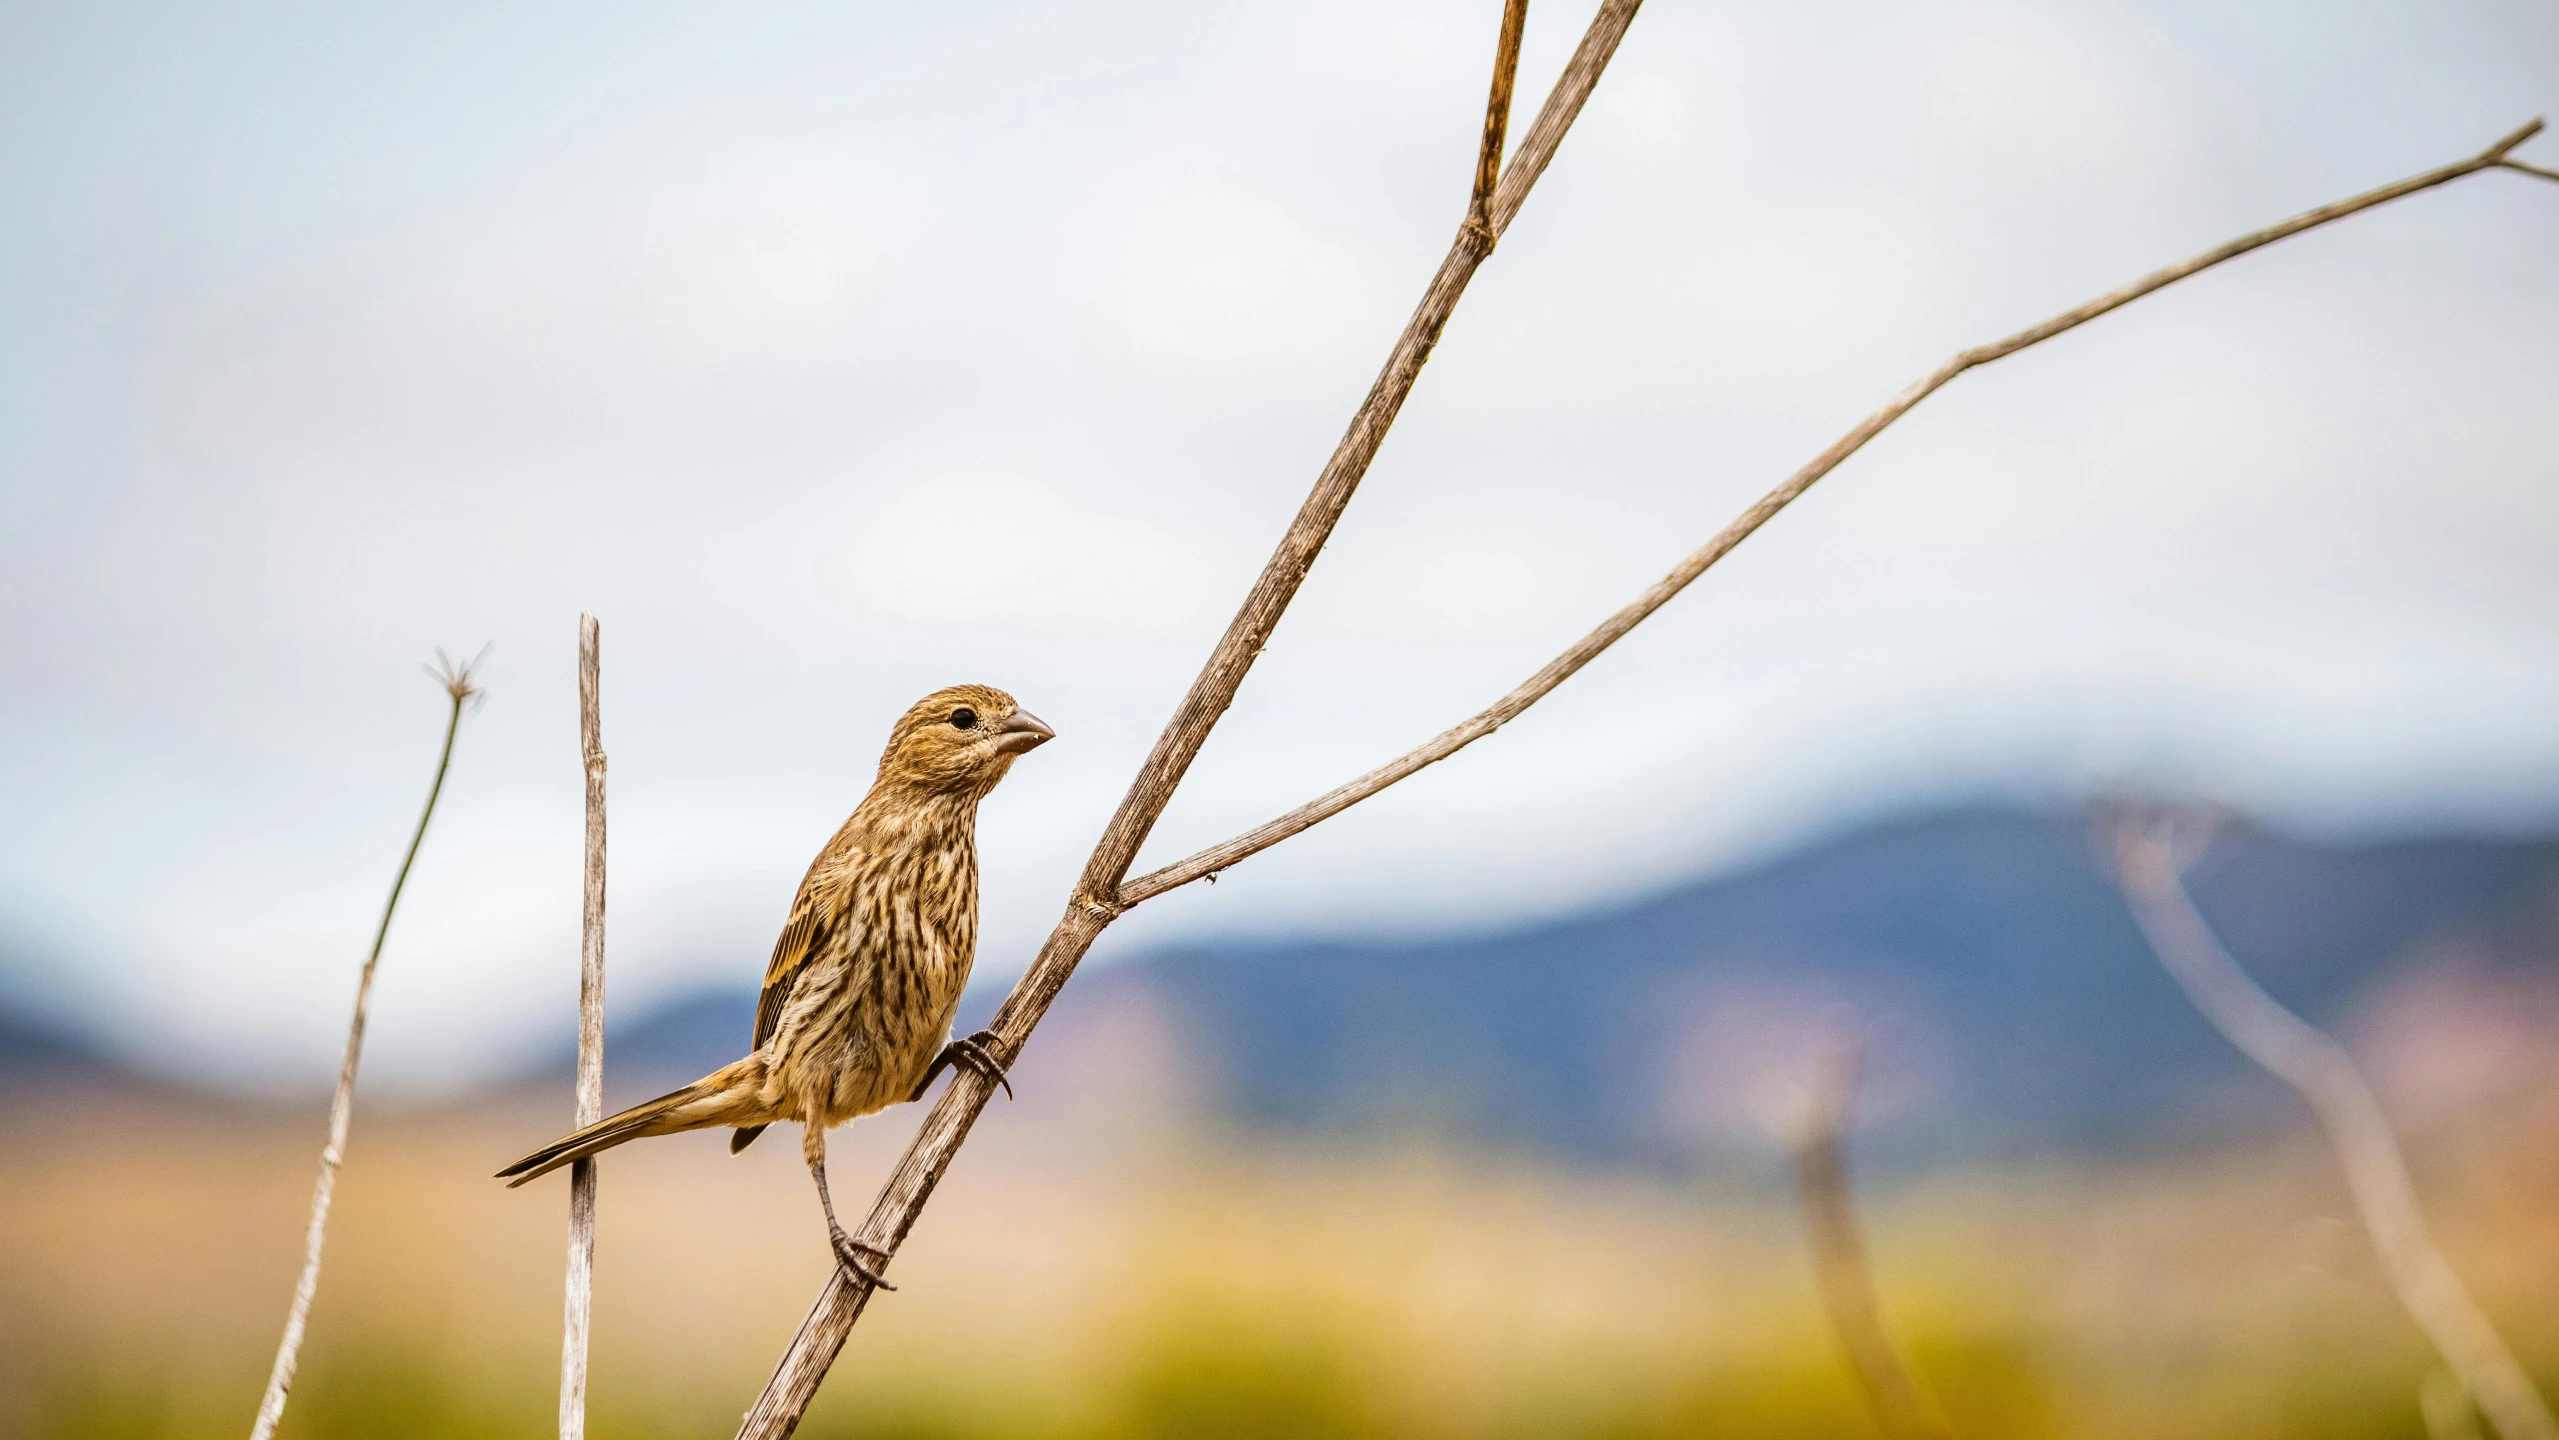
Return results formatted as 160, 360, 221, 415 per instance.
4, 1056, 2553, 1439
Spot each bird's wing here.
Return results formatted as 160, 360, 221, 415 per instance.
754, 817, 871, 1054
753, 884, 833, 1056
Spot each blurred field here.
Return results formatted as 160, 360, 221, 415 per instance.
5, 984, 2555, 1440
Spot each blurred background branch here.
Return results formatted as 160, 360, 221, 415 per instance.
248, 648, 484, 1440
2108, 808, 2559, 1440
2430, 1369, 2493, 1440
1791, 1035, 1956, 1440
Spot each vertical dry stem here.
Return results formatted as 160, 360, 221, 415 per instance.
559, 616, 607, 1440
2109, 813, 2558, 1440
1791, 1038, 1955, 1440
249, 650, 483, 1440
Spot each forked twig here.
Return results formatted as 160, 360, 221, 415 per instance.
249, 648, 486, 1440
1791, 1037, 1954, 1440
1121, 116, 2555, 905
2107, 810, 2559, 1440
558, 617, 608, 1440
1071, 0, 1629, 908
732, 4, 1627, 1435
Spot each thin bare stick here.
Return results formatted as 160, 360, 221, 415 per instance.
731, 6, 1631, 1436
2108, 811, 2559, 1440
1123, 116, 2552, 904
1791, 1037, 1955, 1440
558, 616, 608, 1440
1467, 0, 1531, 242
249, 649, 485, 1440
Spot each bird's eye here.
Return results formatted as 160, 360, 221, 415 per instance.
950, 707, 979, 731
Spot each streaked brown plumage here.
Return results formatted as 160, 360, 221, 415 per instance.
497, 684, 1053, 1285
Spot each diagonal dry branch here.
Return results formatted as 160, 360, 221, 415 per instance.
1073, 0, 1637, 906
732, 4, 1635, 1435
1120, 115, 2555, 905
2107, 811, 2558, 1440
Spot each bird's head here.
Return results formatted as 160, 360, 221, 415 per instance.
875, 684, 1055, 799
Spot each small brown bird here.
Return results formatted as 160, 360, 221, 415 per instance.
498, 684, 1053, 1287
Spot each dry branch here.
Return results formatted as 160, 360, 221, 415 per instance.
558, 616, 607, 1440
731, 5, 1635, 1434
1072, 0, 1635, 905
728, 60, 2559, 1440
2108, 811, 2559, 1440
1121, 116, 2554, 904
249, 649, 484, 1440
1791, 1038, 1954, 1440
1468, 0, 1530, 242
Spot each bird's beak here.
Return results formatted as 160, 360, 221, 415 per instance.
990, 708, 1055, 756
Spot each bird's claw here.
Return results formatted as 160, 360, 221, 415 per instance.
911, 1029, 1014, 1102
950, 1031, 1015, 1099
828, 1224, 897, 1292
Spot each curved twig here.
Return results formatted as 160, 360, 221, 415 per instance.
1122, 116, 2550, 904
249, 649, 484, 1440
2108, 810, 2559, 1440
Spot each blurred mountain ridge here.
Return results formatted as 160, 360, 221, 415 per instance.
529, 805, 2559, 1162
0, 1005, 115, 1081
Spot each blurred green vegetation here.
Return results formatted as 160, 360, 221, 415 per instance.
15, 1312, 2529, 1440
6, 1096, 2553, 1439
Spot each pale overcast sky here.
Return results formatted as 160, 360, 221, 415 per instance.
3, 0, 2555, 1094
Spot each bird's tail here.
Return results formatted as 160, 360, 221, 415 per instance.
496, 1055, 775, 1187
